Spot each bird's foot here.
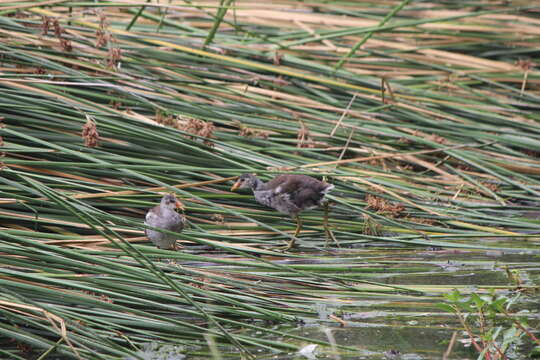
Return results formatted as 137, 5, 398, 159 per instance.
272, 239, 296, 252
324, 226, 340, 248
322, 201, 339, 247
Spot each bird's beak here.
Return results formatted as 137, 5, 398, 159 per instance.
175, 200, 184, 210
231, 180, 241, 192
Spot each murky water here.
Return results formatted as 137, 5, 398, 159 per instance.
144, 239, 540, 360
206, 243, 539, 360
279, 246, 540, 360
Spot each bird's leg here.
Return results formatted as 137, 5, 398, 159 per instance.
283, 215, 301, 250
161, 243, 179, 265
293, 215, 302, 237
323, 201, 339, 248
274, 216, 301, 251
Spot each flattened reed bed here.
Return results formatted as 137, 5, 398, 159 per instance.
0, 1, 539, 358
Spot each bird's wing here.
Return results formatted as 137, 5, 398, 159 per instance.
266, 175, 301, 194
281, 176, 329, 207
144, 206, 160, 225
292, 187, 322, 208
170, 211, 186, 232
171, 214, 185, 232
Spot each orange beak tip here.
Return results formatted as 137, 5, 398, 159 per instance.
175, 200, 184, 210
231, 182, 240, 192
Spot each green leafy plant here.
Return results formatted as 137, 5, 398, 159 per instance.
440, 289, 539, 360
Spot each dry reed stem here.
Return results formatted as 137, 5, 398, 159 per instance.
283, 143, 482, 170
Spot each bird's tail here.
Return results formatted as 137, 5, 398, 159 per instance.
322, 184, 335, 194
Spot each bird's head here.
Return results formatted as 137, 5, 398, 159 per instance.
161, 193, 184, 211
231, 173, 258, 191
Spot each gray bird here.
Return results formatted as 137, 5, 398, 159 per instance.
231, 173, 335, 250
144, 194, 185, 250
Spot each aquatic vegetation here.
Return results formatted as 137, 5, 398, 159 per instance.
0, 1, 539, 358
